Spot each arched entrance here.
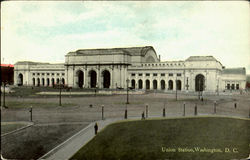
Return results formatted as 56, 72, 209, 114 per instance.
168, 80, 173, 90
37, 78, 40, 86
18, 74, 23, 86
146, 80, 150, 89
56, 78, 60, 84
47, 78, 50, 86
131, 79, 135, 89
176, 80, 181, 90
153, 80, 157, 89
62, 78, 65, 85
195, 74, 205, 91
89, 70, 97, 88
102, 70, 110, 88
138, 79, 143, 89
161, 80, 165, 90
51, 78, 55, 87
33, 78, 35, 86
42, 78, 45, 86
77, 70, 84, 88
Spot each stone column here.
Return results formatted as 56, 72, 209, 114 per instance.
157, 78, 161, 90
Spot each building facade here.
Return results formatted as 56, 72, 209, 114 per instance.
14, 46, 246, 92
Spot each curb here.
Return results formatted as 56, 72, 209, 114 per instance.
1, 122, 34, 137
38, 122, 93, 160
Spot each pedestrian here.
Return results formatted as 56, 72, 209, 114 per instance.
94, 123, 98, 135
141, 111, 145, 120
234, 103, 237, 109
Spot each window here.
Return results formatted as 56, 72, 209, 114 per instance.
52, 73, 54, 76
226, 84, 230, 90
236, 84, 239, 90
42, 73, 45, 76
131, 73, 135, 76
177, 73, 182, 77
231, 84, 235, 90
146, 73, 150, 76
47, 73, 50, 76
161, 73, 165, 76
169, 73, 173, 76
33, 73, 35, 76
37, 73, 40, 76
153, 73, 157, 76
62, 73, 65, 76
138, 73, 142, 76
57, 73, 60, 76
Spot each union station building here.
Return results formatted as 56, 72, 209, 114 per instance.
14, 46, 246, 92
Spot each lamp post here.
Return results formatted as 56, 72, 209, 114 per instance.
126, 79, 130, 104
175, 76, 177, 101
102, 105, 104, 120
30, 106, 33, 122
125, 103, 127, 119
59, 78, 62, 106
214, 101, 217, 114
2, 82, 6, 108
198, 79, 201, 100
183, 102, 186, 116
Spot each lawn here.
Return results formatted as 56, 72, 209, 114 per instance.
1, 123, 27, 135
71, 117, 250, 160
7, 86, 117, 97
1, 124, 87, 159
5, 101, 75, 108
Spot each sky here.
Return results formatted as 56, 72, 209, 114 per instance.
1, 1, 250, 73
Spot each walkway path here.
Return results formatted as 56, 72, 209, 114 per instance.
38, 115, 249, 160
38, 118, 125, 160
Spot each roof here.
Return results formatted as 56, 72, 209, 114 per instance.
222, 68, 246, 75
15, 61, 48, 65
186, 56, 217, 61
1, 64, 14, 67
68, 46, 156, 56
15, 61, 64, 65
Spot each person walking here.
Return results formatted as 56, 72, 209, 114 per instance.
94, 123, 98, 135
141, 111, 145, 120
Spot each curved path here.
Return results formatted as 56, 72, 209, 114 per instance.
38, 115, 249, 160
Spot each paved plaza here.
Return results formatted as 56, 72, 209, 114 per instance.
1, 91, 250, 159
2, 92, 250, 123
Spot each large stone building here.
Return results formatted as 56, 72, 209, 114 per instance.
14, 46, 246, 92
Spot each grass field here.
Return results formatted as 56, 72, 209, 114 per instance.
71, 117, 250, 160
5, 101, 76, 108
1, 123, 27, 134
7, 86, 116, 97
1, 124, 87, 159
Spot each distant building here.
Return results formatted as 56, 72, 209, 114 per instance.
1, 64, 14, 85
14, 46, 246, 92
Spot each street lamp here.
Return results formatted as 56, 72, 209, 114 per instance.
175, 76, 177, 101
2, 82, 7, 108
126, 79, 130, 104
59, 78, 62, 106
125, 103, 127, 119
198, 79, 201, 100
